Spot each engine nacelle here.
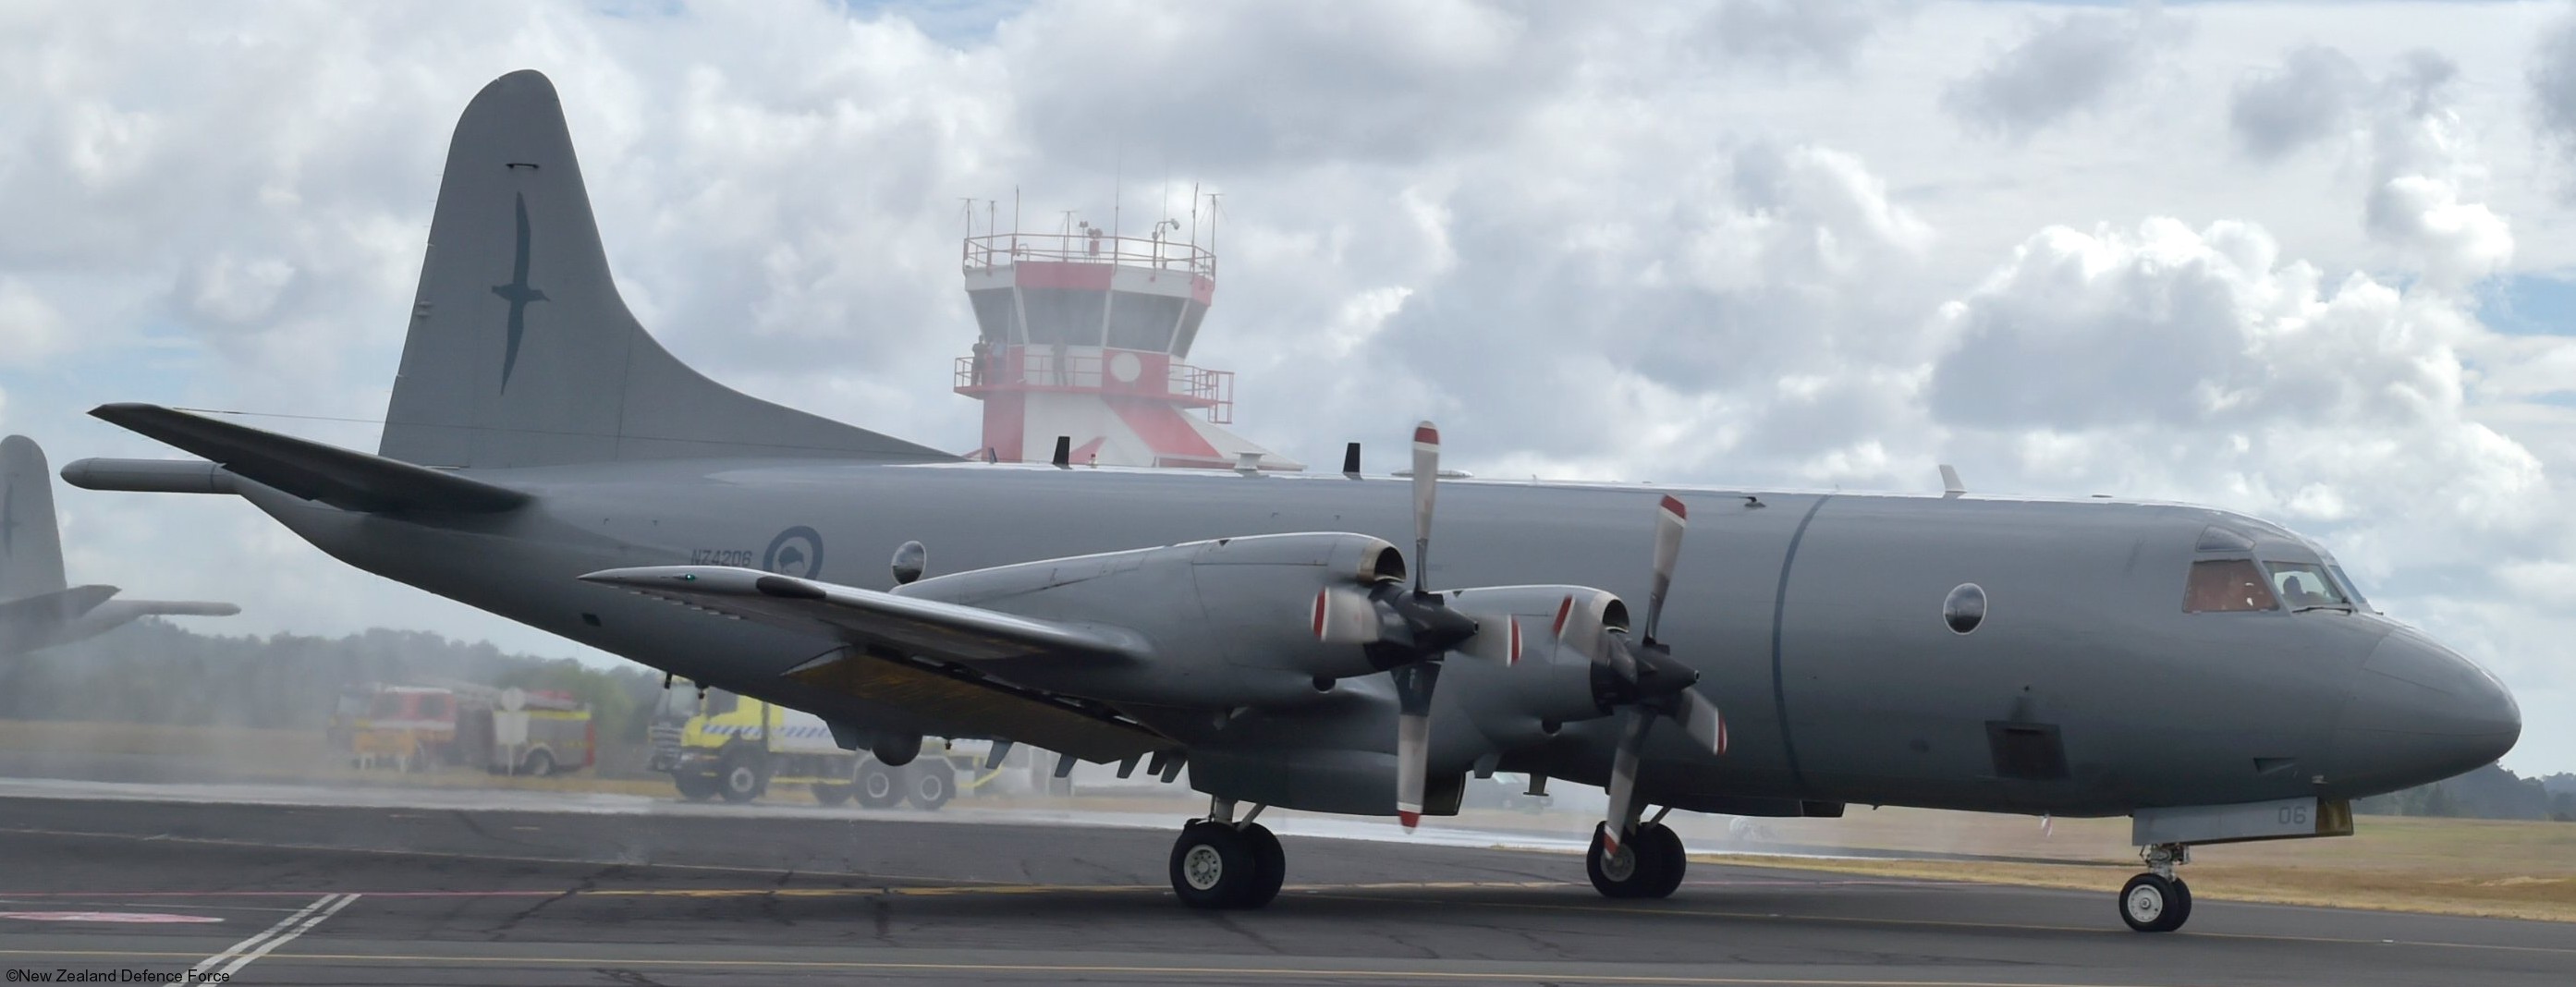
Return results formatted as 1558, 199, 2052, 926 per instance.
1432, 585, 1635, 738
895, 531, 1409, 708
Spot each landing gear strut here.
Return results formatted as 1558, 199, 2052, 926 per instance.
1169, 798, 1286, 909
2118, 843, 2193, 932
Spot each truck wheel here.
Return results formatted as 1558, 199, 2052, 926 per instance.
521, 749, 556, 777
908, 762, 955, 810
673, 773, 719, 801
856, 762, 903, 808
716, 750, 765, 803
812, 784, 852, 806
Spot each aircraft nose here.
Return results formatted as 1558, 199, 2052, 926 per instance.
2328, 628, 2521, 796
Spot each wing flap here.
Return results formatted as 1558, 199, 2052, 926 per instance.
581, 566, 1168, 762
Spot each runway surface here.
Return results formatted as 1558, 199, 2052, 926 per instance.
1, 788, 2570, 985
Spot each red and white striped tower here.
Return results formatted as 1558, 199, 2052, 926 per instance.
953, 215, 1301, 470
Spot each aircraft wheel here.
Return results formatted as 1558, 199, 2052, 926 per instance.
2119, 872, 2190, 932
1588, 822, 1681, 899
1239, 822, 1287, 908
855, 762, 903, 808
812, 783, 852, 806
716, 751, 764, 804
673, 773, 718, 801
908, 762, 955, 810
1637, 822, 1687, 898
1169, 821, 1258, 908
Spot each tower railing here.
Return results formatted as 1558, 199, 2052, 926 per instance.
955, 349, 1234, 423
962, 232, 1215, 277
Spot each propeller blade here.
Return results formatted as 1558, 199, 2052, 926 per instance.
1600, 706, 1652, 854
1645, 495, 1687, 642
1312, 586, 1386, 644
1672, 689, 1727, 755
1392, 661, 1441, 829
1411, 421, 1439, 593
1453, 613, 1521, 665
1553, 593, 1618, 666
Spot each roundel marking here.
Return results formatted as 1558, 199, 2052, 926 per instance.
1944, 583, 1987, 635
1108, 350, 1143, 384
763, 526, 825, 579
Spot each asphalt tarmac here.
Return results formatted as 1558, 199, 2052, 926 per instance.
1, 790, 2570, 986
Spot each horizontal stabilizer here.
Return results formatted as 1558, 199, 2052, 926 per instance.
89, 404, 529, 514
0, 585, 118, 654
580, 566, 1148, 664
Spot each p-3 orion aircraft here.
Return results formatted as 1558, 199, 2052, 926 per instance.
66, 71, 2519, 932
0, 434, 236, 655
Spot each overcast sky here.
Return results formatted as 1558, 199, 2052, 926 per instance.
5, 0, 2574, 774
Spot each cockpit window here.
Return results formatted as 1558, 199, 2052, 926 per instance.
2186, 559, 2278, 613
2265, 562, 2350, 611
2326, 564, 2374, 612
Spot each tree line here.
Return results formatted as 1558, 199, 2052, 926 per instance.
0, 618, 670, 745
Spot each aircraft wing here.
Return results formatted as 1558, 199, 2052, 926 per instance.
580, 566, 1167, 761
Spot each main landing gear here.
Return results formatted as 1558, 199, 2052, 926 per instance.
2118, 843, 2194, 932
1587, 806, 1688, 899
1169, 798, 1286, 909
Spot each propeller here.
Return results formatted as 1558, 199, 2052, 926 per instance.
1307, 421, 1476, 829
1394, 421, 1449, 829
1571, 494, 1727, 856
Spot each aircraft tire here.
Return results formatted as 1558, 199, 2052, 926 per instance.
1169, 821, 1257, 909
1239, 822, 1286, 908
1586, 822, 1675, 899
716, 750, 764, 804
2119, 872, 2189, 932
856, 762, 903, 808
812, 783, 852, 806
908, 762, 955, 810
1637, 822, 1687, 898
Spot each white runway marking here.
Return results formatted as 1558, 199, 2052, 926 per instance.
197, 892, 358, 981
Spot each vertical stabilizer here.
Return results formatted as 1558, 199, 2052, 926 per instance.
380, 70, 953, 469
0, 435, 67, 602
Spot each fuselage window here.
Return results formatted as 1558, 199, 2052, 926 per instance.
2265, 562, 2350, 611
2185, 559, 2278, 613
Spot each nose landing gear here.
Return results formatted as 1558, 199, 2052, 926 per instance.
1169, 798, 1286, 909
2118, 843, 2193, 932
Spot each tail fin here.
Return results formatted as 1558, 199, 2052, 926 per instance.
0, 436, 67, 602
380, 70, 953, 469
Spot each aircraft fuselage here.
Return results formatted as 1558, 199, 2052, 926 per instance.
234, 457, 2519, 819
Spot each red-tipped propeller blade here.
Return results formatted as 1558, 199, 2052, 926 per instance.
1392, 662, 1439, 830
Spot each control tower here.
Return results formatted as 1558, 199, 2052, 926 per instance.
953, 215, 1300, 470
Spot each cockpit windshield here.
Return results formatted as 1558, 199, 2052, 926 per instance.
2268, 561, 2351, 612
2185, 559, 2278, 613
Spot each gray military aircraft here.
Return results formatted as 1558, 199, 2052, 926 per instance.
64, 70, 2520, 932
0, 434, 237, 655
